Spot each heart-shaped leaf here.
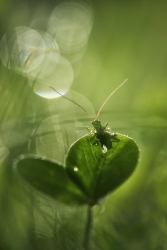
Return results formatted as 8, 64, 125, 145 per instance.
14, 156, 88, 205
66, 132, 139, 205
15, 132, 139, 206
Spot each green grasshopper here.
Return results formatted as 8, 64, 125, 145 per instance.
50, 79, 127, 150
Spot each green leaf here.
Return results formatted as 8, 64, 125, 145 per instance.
15, 156, 88, 205
15, 132, 139, 206
66, 132, 139, 205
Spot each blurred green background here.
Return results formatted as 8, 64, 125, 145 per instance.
0, 0, 167, 249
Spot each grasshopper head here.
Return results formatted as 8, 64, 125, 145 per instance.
92, 119, 103, 133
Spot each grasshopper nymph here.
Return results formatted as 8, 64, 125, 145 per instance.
50, 79, 127, 150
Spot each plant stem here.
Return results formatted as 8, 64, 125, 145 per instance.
82, 205, 92, 250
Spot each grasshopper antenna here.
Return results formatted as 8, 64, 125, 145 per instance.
50, 86, 94, 121
96, 78, 128, 119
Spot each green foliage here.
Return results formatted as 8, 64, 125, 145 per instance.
66, 133, 139, 203
16, 132, 139, 206
16, 157, 88, 205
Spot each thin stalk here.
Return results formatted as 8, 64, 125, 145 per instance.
82, 205, 93, 250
